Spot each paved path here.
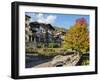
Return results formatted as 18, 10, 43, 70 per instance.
32, 53, 81, 68
34, 61, 51, 67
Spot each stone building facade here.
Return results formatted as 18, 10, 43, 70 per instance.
25, 15, 66, 48
25, 15, 32, 42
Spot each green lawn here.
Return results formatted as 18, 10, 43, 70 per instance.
26, 47, 69, 56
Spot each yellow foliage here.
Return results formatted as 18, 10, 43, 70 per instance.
62, 22, 89, 53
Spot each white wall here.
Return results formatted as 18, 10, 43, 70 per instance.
0, 0, 99, 81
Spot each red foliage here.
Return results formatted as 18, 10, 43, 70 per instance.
76, 18, 87, 25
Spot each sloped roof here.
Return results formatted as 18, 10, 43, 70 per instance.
29, 22, 55, 30
25, 15, 31, 18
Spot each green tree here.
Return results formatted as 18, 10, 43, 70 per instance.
62, 18, 89, 53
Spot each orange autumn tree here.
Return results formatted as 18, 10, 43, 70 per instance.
63, 18, 89, 53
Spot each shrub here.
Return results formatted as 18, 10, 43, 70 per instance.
38, 48, 57, 56
25, 47, 38, 53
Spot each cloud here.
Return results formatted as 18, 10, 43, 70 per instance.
26, 13, 57, 24
36, 13, 56, 24
46, 15, 56, 24
37, 13, 44, 19
37, 13, 45, 23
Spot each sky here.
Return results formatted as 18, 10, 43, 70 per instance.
25, 12, 89, 29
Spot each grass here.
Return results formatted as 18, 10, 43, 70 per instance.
81, 55, 89, 65
79, 54, 89, 65
26, 47, 69, 56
